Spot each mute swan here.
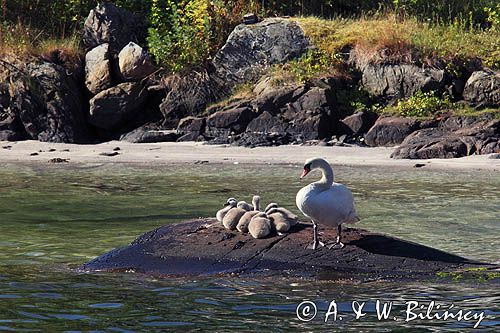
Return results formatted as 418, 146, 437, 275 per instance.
248, 212, 272, 239
237, 195, 261, 233
296, 157, 359, 250
223, 201, 251, 230
216, 197, 238, 222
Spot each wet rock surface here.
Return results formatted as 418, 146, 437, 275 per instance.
79, 219, 488, 280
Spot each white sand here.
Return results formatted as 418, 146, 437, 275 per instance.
1, 140, 498, 170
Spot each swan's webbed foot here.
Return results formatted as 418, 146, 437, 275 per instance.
326, 241, 344, 250
306, 240, 325, 250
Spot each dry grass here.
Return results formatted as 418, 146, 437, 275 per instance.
0, 22, 82, 69
296, 15, 500, 68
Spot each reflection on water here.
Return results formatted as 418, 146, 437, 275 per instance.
0, 163, 498, 331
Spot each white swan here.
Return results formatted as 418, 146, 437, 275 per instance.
296, 157, 359, 250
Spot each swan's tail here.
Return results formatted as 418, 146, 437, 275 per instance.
344, 209, 360, 224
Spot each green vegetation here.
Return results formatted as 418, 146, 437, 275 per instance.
437, 267, 500, 282
389, 91, 451, 118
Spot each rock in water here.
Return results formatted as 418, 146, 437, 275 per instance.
79, 219, 489, 280
118, 42, 156, 81
85, 43, 113, 95
213, 18, 309, 86
463, 69, 500, 108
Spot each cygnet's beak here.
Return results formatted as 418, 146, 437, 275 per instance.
300, 168, 310, 179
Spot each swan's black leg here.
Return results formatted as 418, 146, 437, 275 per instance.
306, 221, 325, 250
326, 224, 345, 250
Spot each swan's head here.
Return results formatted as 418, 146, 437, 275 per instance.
264, 202, 278, 212
224, 197, 238, 207
252, 195, 261, 211
300, 157, 329, 179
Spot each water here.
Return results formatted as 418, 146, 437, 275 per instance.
0, 162, 498, 332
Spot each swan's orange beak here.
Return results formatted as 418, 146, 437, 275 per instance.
300, 168, 310, 179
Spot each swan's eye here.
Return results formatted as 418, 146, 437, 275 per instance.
304, 163, 311, 171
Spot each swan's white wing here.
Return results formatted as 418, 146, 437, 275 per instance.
304, 184, 358, 226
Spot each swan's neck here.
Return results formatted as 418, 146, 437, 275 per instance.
314, 160, 334, 187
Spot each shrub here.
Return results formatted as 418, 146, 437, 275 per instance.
392, 91, 451, 117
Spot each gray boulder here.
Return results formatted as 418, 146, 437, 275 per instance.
118, 42, 156, 81
213, 18, 309, 86
85, 43, 113, 95
176, 116, 206, 141
340, 111, 379, 136
205, 104, 257, 141
120, 126, 179, 143
391, 117, 500, 159
365, 116, 420, 146
462, 69, 500, 107
82, 3, 146, 52
358, 63, 445, 100
88, 83, 147, 130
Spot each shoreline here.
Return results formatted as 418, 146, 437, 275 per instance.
1, 140, 499, 171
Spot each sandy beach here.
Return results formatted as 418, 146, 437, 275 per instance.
1, 140, 498, 171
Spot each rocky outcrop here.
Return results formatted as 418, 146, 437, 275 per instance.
213, 18, 309, 86
85, 43, 113, 95
365, 116, 420, 147
118, 42, 156, 81
4, 62, 91, 143
205, 103, 257, 142
176, 116, 206, 142
463, 69, 500, 107
79, 219, 487, 279
354, 61, 445, 101
82, 3, 146, 52
391, 116, 500, 159
88, 82, 147, 130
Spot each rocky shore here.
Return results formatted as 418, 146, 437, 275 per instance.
1, 3, 499, 160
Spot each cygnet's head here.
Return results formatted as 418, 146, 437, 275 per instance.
300, 157, 329, 179
264, 202, 278, 213
224, 197, 238, 207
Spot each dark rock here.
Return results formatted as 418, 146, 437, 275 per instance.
82, 3, 146, 52
89, 82, 147, 130
357, 63, 445, 100
414, 163, 426, 168
176, 116, 206, 137
213, 18, 309, 86
205, 104, 257, 141
283, 87, 334, 120
48, 158, 69, 163
30, 152, 38, 156
243, 13, 258, 25
340, 111, 379, 136
85, 43, 113, 95
391, 116, 500, 159
463, 69, 500, 107
79, 219, 488, 279
99, 151, 120, 157
159, 70, 226, 128
17, 62, 91, 143
118, 42, 156, 81
365, 116, 420, 147
246, 111, 288, 134
288, 110, 333, 141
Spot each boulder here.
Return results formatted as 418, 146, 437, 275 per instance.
88, 82, 147, 130
17, 62, 91, 143
340, 111, 379, 136
79, 219, 487, 280
0, 82, 26, 141
238, 111, 291, 147
82, 3, 146, 52
288, 110, 333, 141
358, 63, 445, 100
176, 116, 206, 137
120, 126, 179, 143
159, 70, 226, 128
213, 18, 309, 86
462, 69, 500, 107
205, 104, 257, 141
391, 116, 500, 159
118, 42, 156, 81
364, 116, 420, 146
85, 43, 113, 95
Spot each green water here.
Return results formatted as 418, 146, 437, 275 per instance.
0, 162, 498, 332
